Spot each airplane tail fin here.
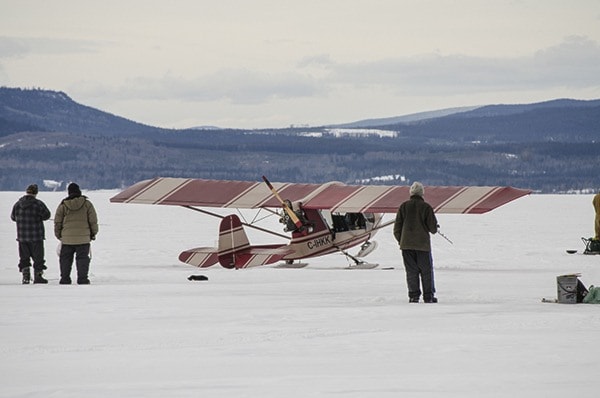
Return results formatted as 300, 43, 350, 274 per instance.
178, 215, 250, 269
218, 214, 251, 268
217, 214, 291, 269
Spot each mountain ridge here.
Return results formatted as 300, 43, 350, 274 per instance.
0, 87, 171, 137
3, 87, 599, 134
0, 87, 598, 192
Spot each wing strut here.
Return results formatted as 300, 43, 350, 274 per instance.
182, 205, 289, 239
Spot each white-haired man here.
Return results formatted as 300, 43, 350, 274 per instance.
393, 182, 439, 303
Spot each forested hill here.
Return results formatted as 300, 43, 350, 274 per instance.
0, 87, 599, 193
0, 87, 170, 137
375, 98, 600, 143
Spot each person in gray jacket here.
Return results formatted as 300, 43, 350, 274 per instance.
393, 182, 439, 303
54, 183, 98, 285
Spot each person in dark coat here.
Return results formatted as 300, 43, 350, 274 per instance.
393, 182, 439, 303
10, 184, 52, 284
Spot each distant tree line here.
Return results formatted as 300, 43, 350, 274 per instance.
1, 129, 599, 192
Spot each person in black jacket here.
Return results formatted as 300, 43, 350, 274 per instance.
10, 184, 52, 284
393, 182, 439, 303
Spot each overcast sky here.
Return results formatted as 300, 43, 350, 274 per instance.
1, 0, 599, 129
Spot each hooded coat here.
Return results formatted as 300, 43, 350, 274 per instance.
393, 195, 438, 252
54, 195, 98, 245
11, 195, 51, 242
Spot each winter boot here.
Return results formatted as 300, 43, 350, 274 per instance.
60, 261, 72, 285
77, 263, 90, 285
33, 271, 48, 284
21, 267, 31, 284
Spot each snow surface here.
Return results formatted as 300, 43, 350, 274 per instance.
1, 191, 599, 397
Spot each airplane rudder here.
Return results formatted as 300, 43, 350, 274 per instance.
218, 215, 251, 269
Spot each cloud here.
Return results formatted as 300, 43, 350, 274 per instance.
320, 36, 600, 94
0, 36, 100, 58
97, 69, 325, 104
532, 36, 600, 86
297, 54, 334, 68
78, 37, 600, 106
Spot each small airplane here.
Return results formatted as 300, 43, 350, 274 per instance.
110, 176, 531, 269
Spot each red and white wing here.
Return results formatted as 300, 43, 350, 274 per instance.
110, 177, 309, 209
303, 184, 532, 214
110, 177, 531, 214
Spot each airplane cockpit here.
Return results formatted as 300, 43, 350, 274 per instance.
324, 211, 376, 233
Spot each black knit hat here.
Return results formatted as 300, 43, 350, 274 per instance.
68, 182, 81, 196
26, 184, 38, 195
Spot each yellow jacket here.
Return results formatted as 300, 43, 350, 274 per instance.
594, 193, 600, 239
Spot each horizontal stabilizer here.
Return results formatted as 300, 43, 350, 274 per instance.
179, 248, 219, 268
219, 247, 292, 269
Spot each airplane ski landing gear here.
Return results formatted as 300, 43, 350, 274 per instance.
275, 260, 309, 268
346, 262, 379, 269
356, 241, 378, 258
334, 244, 379, 269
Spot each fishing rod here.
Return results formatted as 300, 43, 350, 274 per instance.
437, 225, 453, 244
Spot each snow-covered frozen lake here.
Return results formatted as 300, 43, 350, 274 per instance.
1, 190, 599, 397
